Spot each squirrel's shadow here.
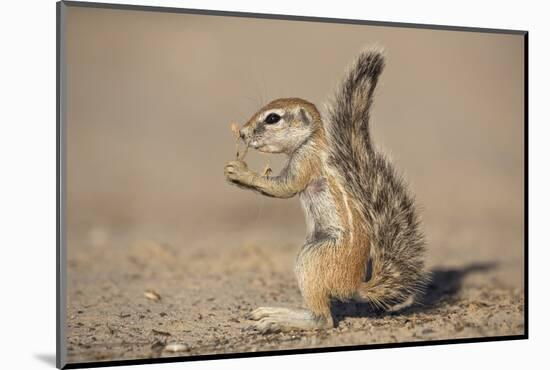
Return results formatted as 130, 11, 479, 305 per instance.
332, 262, 496, 324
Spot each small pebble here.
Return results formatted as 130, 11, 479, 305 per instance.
164, 343, 190, 353
144, 290, 161, 302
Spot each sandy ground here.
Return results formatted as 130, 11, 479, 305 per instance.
66, 220, 524, 364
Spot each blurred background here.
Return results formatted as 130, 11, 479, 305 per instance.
65, 5, 524, 362
67, 6, 524, 277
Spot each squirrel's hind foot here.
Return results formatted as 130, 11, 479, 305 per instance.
246, 306, 332, 334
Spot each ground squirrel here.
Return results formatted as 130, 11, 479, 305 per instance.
224, 48, 428, 333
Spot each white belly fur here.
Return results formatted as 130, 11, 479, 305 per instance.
299, 177, 342, 243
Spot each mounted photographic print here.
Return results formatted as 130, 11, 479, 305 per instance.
56, 1, 527, 368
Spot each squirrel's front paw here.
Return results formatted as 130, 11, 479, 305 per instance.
224, 160, 253, 185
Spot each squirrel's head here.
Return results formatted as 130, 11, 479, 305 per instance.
239, 98, 322, 155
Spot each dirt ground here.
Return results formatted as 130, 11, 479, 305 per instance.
66, 219, 524, 364
64, 6, 525, 365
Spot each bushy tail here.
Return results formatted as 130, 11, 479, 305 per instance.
326, 48, 428, 310
325, 48, 384, 156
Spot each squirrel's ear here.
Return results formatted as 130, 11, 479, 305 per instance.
298, 107, 312, 125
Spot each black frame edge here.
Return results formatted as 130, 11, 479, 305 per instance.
61, 0, 527, 35
56, 2, 61, 368
57, 1, 68, 369
523, 32, 529, 339
64, 335, 527, 369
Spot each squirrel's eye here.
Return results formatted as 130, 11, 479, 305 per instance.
264, 113, 281, 124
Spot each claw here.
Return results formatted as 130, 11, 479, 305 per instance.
255, 318, 282, 334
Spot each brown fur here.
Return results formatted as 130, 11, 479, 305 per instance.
224, 50, 427, 332
225, 99, 369, 326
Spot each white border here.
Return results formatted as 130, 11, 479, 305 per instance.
1, 0, 546, 369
